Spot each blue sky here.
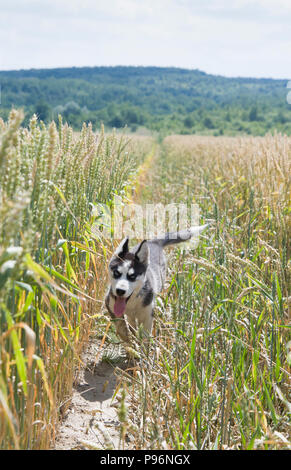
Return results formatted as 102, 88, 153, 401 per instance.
0, 0, 290, 78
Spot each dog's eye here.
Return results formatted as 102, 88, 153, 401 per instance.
127, 273, 136, 281
113, 269, 121, 279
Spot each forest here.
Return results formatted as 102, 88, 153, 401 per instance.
0, 66, 290, 135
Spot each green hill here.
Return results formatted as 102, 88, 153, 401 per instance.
0, 66, 290, 135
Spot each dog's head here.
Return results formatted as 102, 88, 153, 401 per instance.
108, 237, 149, 317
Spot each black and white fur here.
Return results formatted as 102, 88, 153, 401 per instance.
105, 225, 208, 342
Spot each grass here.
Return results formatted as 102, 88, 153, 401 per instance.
118, 134, 291, 450
0, 111, 290, 450
0, 110, 152, 449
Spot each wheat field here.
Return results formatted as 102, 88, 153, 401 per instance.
0, 110, 152, 449
116, 133, 290, 450
0, 111, 290, 450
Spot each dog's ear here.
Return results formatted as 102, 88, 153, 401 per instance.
135, 240, 149, 265
113, 237, 129, 259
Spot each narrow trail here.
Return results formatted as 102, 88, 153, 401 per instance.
54, 340, 128, 450
54, 143, 159, 450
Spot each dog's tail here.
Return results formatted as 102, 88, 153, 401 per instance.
152, 224, 209, 248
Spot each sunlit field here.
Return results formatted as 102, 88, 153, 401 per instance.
0, 112, 290, 450
120, 134, 291, 450
0, 110, 152, 449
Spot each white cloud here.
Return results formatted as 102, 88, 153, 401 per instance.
0, 0, 290, 78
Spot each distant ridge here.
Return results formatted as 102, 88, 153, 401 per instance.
0, 65, 290, 136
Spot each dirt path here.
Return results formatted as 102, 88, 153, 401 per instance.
55, 145, 159, 451
54, 339, 132, 450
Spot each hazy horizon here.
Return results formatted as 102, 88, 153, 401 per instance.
0, 64, 289, 81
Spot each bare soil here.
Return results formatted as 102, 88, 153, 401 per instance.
54, 338, 132, 450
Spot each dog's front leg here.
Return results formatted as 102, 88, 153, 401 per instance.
115, 318, 131, 343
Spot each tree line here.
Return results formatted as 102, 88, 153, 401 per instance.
0, 66, 290, 135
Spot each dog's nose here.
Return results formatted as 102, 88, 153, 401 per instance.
116, 288, 126, 297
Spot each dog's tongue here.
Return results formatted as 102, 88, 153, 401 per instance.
114, 296, 127, 317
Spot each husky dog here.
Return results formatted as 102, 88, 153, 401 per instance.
105, 225, 208, 343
